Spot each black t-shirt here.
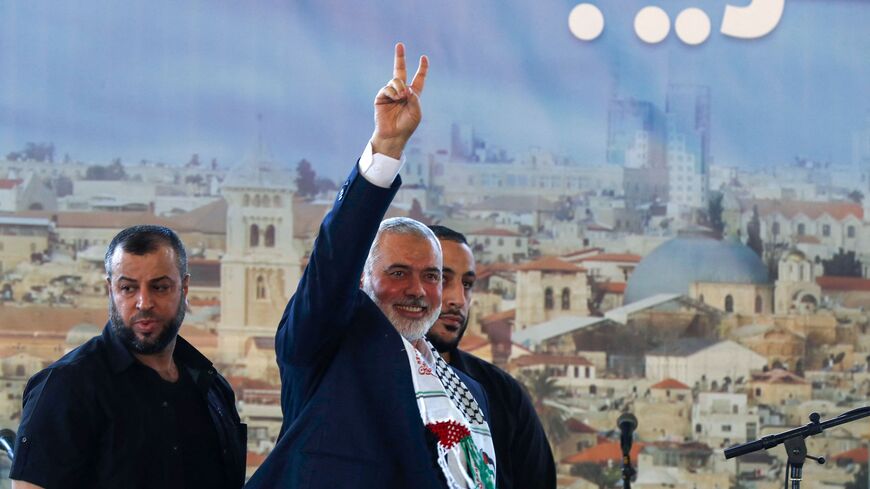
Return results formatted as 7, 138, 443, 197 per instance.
450, 349, 557, 489
142, 364, 226, 489
10, 324, 246, 489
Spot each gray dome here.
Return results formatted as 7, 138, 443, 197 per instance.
66, 323, 101, 345
624, 234, 770, 304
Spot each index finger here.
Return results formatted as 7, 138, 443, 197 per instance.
393, 42, 407, 82
409, 55, 429, 96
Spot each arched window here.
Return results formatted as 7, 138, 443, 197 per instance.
273, 195, 281, 207
755, 295, 763, 313
772, 222, 780, 235
256, 275, 267, 300
253, 194, 261, 207
544, 287, 554, 310
243, 194, 250, 206
262, 194, 270, 208
250, 224, 260, 247
698, 294, 705, 304
724, 294, 734, 313
265, 225, 276, 247
797, 223, 805, 236
561, 288, 571, 310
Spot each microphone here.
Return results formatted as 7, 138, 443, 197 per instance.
0, 428, 15, 461
617, 412, 637, 456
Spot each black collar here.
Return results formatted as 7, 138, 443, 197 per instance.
101, 322, 212, 375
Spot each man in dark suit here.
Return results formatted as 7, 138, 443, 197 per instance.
245, 44, 496, 489
427, 225, 557, 489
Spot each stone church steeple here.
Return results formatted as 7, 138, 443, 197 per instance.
218, 142, 301, 361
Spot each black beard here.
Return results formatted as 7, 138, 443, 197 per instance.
426, 315, 469, 354
110, 292, 185, 355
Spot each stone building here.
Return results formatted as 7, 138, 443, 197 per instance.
218, 151, 301, 361
514, 256, 589, 331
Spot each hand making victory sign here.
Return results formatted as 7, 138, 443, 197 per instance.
371, 42, 429, 159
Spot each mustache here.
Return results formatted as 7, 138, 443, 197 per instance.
395, 298, 429, 308
130, 311, 157, 322
439, 306, 466, 320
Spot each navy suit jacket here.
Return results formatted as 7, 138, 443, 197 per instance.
245, 164, 490, 489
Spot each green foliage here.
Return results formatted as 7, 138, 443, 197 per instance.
823, 248, 863, 277
707, 191, 725, 235
295, 159, 317, 198
746, 205, 763, 257
519, 369, 568, 445
570, 462, 622, 489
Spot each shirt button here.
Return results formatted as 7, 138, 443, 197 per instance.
162, 401, 169, 408
172, 445, 179, 451
21, 436, 27, 443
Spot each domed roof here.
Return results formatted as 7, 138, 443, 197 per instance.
66, 323, 101, 345
624, 234, 770, 304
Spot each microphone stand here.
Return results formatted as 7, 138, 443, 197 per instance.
725, 407, 870, 488
621, 451, 636, 489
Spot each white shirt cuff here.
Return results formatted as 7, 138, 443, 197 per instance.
358, 141, 404, 188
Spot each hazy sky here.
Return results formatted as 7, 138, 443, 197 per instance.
0, 0, 867, 180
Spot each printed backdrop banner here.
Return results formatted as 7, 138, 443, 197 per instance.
0, 1, 867, 180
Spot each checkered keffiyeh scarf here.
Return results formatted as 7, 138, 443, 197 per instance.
403, 338, 496, 489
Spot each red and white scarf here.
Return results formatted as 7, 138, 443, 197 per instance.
403, 338, 497, 489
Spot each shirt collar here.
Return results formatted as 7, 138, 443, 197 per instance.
102, 322, 212, 374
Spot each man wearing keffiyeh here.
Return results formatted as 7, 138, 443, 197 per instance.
245, 43, 496, 489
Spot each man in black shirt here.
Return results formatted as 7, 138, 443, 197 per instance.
427, 225, 557, 489
10, 225, 246, 489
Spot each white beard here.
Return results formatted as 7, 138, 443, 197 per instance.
362, 282, 441, 341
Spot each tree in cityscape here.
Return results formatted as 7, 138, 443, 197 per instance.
85, 160, 127, 180
519, 369, 568, 448
314, 176, 336, 194
408, 198, 430, 224
295, 159, 317, 198
6, 142, 55, 162
187, 153, 201, 167
707, 191, 725, 236
746, 205, 763, 257
823, 248, 863, 277
569, 462, 622, 489
848, 190, 864, 204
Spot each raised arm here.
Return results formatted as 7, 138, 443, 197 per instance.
371, 42, 428, 159
277, 43, 428, 365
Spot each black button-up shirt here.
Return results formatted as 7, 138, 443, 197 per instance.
10, 324, 247, 489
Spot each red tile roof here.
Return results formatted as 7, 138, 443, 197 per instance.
750, 368, 808, 384
513, 354, 593, 367
831, 446, 868, 464
566, 418, 598, 434
596, 282, 627, 294
577, 253, 642, 263
561, 247, 604, 259
0, 179, 23, 189
467, 228, 524, 237
458, 332, 490, 353
817, 276, 870, 292
480, 309, 516, 325
795, 235, 821, 244
247, 451, 268, 467
516, 256, 585, 273
651, 378, 690, 390
746, 199, 863, 221
562, 441, 645, 464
